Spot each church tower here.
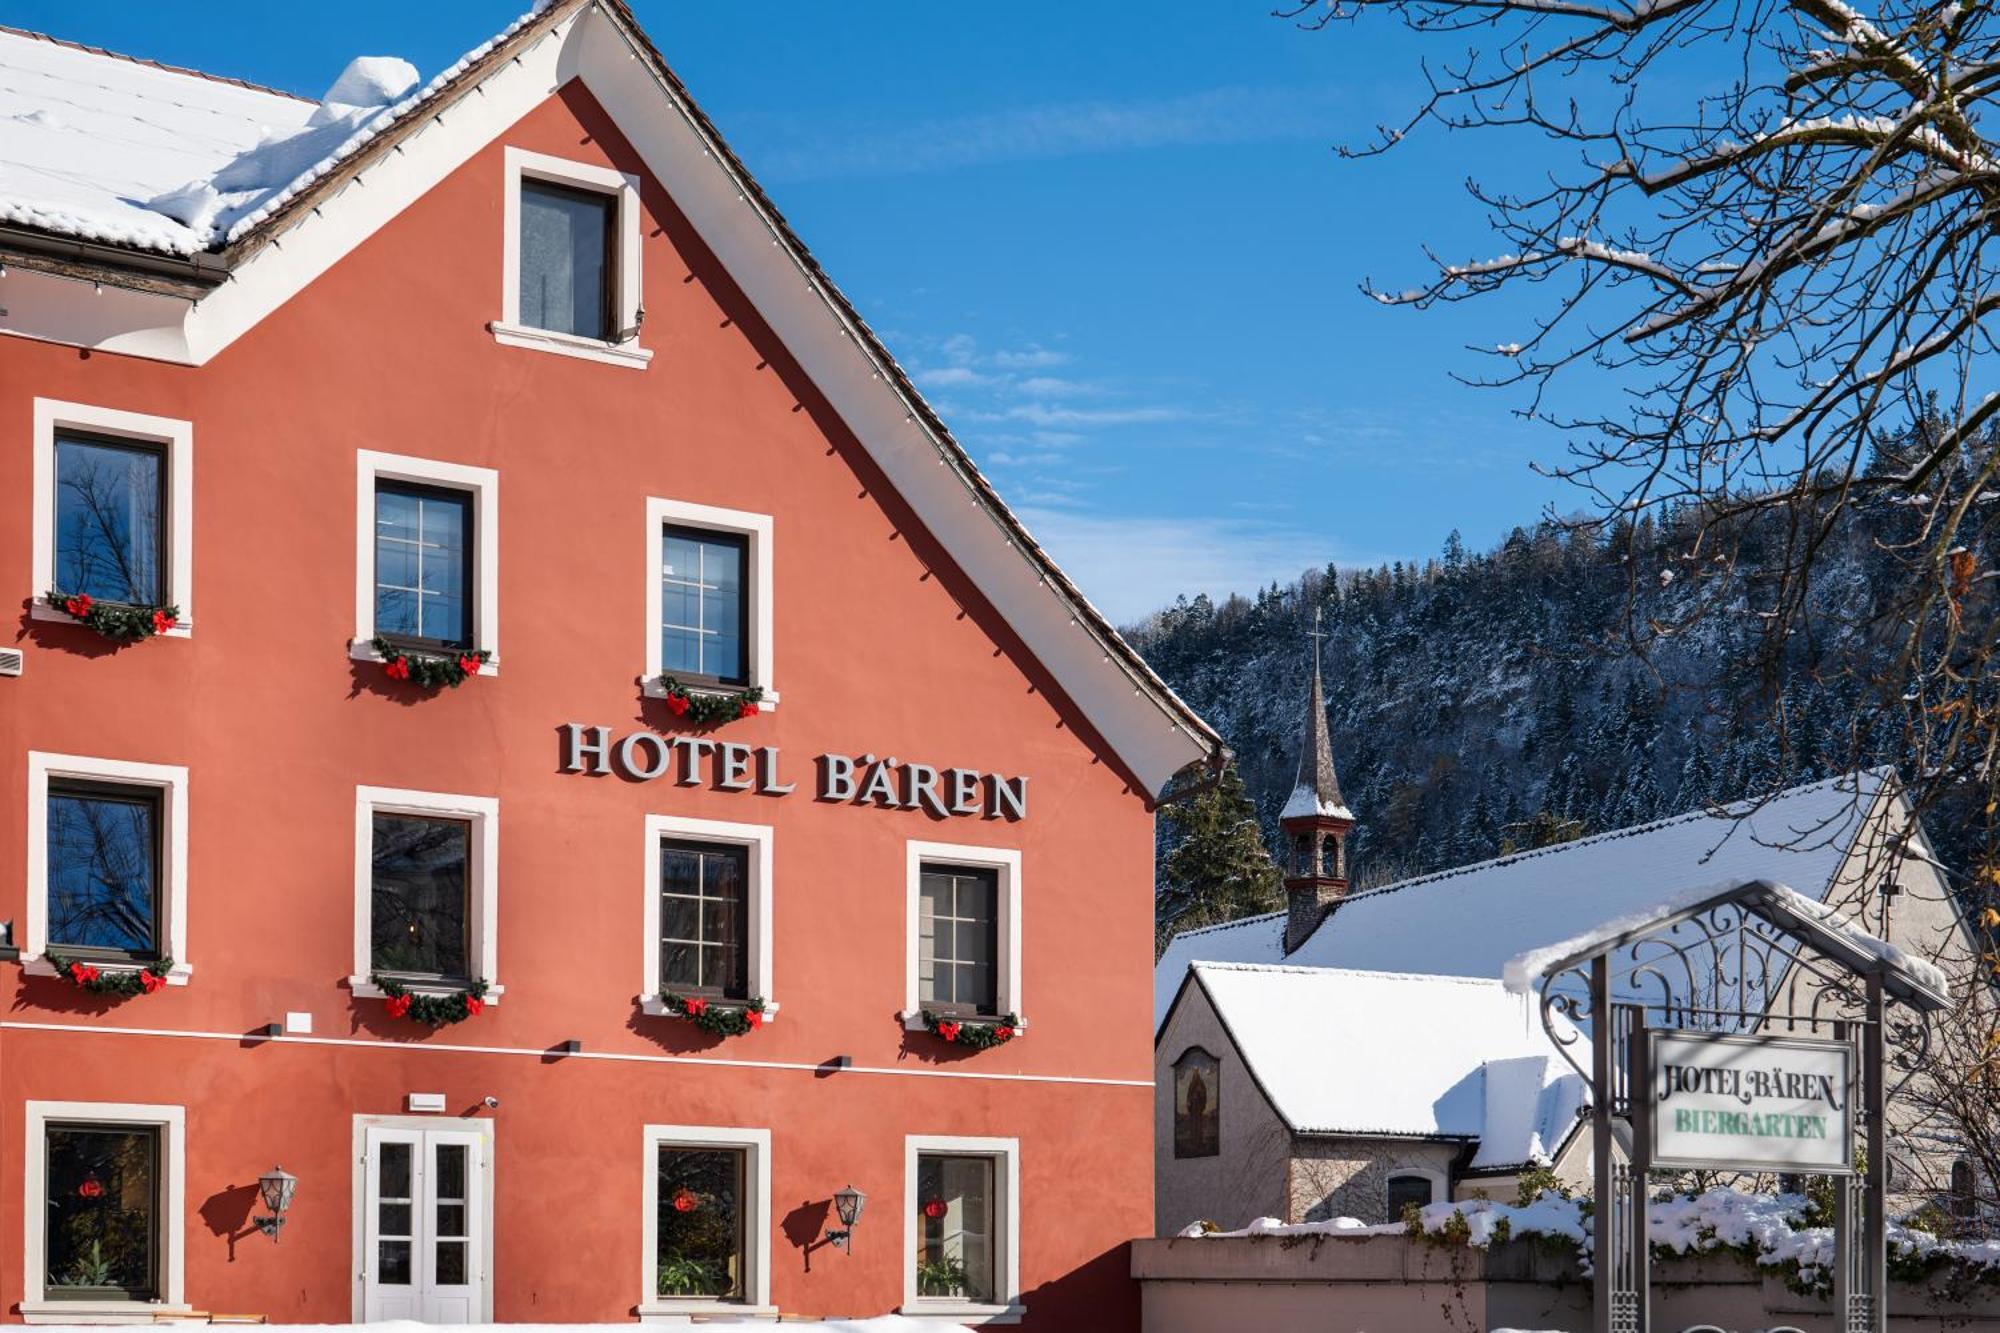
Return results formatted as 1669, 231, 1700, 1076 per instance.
1281, 613, 1355, 953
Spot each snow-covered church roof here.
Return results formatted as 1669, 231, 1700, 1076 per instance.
1171, 962, 1588, 1169
1157, 769, 1897, 1027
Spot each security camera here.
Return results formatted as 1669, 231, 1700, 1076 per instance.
482, 1095, 500, 1109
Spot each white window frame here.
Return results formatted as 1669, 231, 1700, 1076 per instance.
642, 497, 777, 708
31, 399, 194, 636
1385, 1167, 1446, 1210
350, 786, 503, 1002
639, 1124, 774, 1321
349, 1113, 497, 1323
24, 752, 191, 984
639, 814, 778, 1019
351, 450, 500, 674
900, 1135, 1022, 1324
22, 1100, 188, 1323
492, 147, 650, 369
902, 841, 1023, 1032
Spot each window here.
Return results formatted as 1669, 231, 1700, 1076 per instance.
374, 482, 473, 651
47, 780, 161, 960
659, 840, 748, 998
1172, 1048, 1221, 1159
643, 499, 775, 705
1386, 1172, 1440, 1217
641, 816, 776, 1018
371, 814, 471, 981
26, 753, 189, 983
661, 528, 747, 686
24, 1102, 186, 1320
32, 400, 194, 633
902, 1136, 1019, 1318
353, 452, 498, 672
495, 148, 648, 367
641, 1126, 772, 1317
351, 788, 501, 1002
918, 865, 997, 1016
903, 843, 1022, 1030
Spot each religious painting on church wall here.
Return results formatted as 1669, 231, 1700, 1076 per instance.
1173, 1047, 1221, 1158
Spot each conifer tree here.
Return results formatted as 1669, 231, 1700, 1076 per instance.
1157, 765, 1282, 947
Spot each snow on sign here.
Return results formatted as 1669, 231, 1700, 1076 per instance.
1650, 1032, 1854, 1173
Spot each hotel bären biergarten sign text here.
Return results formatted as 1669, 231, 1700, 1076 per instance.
1650, 1031, 1853, 1173
559, 723, 1029, 820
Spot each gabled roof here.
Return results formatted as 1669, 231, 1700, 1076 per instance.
1177, 962, 1587, 1168
1156, 770, 1897, 1027
0, 2, 1223, 796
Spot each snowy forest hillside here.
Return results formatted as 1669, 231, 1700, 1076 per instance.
1125, 444, 1968, 907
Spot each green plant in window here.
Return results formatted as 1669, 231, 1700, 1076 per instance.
54, 1240, 115, 1289
45, 592, 179, 643
656, 1253, 731, 1297
917, 1254, 970, 1298
655, 676, 764, 725
370, 637, 490, 690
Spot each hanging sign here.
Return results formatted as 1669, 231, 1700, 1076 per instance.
1650, 1031, 1853, 1173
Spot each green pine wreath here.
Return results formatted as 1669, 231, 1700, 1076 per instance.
48, 953, 174, 997
371, 637, 490, 690
659, 991, 767, 1037
372, 974, 489, 1026
45, 591, 180, 642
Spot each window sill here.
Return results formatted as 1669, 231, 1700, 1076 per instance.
637, 1301, 778, 1322
638, 995, 780, 1020
31, 603, 192, 638
350, 638, 498, 676
489, 320, 653, 368
350, 975, 505, 1004
900, 1010, 1028, 1032
639, 676, 780, 709
21, 1300, 194, 1324
896, 1302, 1025, 1325
23, 955, 191, 986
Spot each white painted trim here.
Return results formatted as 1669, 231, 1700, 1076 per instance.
498, 146, 647, 363
639, 815, 777, 1016
30, 399, 194, 636
0, 1019, 1152, 1088
638, 1124, 773, 1318
351, 787, 501, 997
903, 841, 1023, 1024
25, 752, 191, 982
900, 1135, 1022, 1321
350, 1114, 496, 1323
353, 449, 500, 671
642, 496, 777, 706
23, 1100, 188, 1320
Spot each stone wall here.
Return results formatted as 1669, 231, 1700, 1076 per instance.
1288, 1137, 1460, 1223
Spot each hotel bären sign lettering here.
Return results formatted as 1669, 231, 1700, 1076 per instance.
1650, 1031, 1853, 1173
559, 723, 1029, 819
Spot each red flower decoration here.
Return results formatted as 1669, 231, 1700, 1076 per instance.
737, 699, 758, 718
464, 996, 484, 1016
78, 1177, 105, 1200
672, 1188, 699, 1213
64, 594, 93, 617
936, 1021, 961, 1043
923, 1197, 949, 1220
138, 970, 166, 994
385, 656, 411, 681
683, 996, 708, 1017
69, 961, 100, 985
995, 1025, 1015, 1041
665, 692, 691, 717
151, 609, 177, 634
385, 993, 413, 1019
457, 654, 482, 678
746, 1008, 764, 1028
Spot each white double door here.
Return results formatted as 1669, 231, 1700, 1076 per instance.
362, 1126, 488, 1323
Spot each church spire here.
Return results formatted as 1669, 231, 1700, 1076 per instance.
1279, 609, 1356, 954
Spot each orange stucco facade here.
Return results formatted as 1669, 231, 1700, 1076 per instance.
0, 80, 1159, 1329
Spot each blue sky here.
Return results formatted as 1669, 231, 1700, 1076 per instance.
16, 2, 1580, 621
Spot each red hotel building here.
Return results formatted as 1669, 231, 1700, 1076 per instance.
0, 4, 1222, 1326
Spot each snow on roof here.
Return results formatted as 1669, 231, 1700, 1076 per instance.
1279, 782, 1355, 822
1156, 770, 1892, 1028
1189, 962, 1587, 1164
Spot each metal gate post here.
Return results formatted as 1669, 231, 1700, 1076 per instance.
1591, 957, 1613, 1333
1864, 975, 1887, 1333
1626, 1009, 1650, 1332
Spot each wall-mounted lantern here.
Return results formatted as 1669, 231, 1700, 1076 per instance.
825, 1184, 866, 1252
254, 1165, 297, 1242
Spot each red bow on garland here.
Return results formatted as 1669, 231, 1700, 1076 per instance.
65, 594, 94, 617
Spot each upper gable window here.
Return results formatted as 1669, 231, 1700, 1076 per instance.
494, 148, 650, 369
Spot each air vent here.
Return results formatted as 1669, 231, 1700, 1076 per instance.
0, 648, 21, 677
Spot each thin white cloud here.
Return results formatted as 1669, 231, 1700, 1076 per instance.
754, 84, 1351, 181
988, 346, 1069, 370
912, 365, 990, 389
1018, 507, 1363, 624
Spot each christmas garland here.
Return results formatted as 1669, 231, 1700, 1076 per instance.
656, 676, 763, 724
45, 592, 179, 642
658, 991, 766, 1037
921, 1010, 1020, 1049
48, 954, 173, 997
371, 637, 490, 690
372, 974, 488, 1026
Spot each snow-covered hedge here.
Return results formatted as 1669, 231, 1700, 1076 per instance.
1182, 1188, 2000, 1295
